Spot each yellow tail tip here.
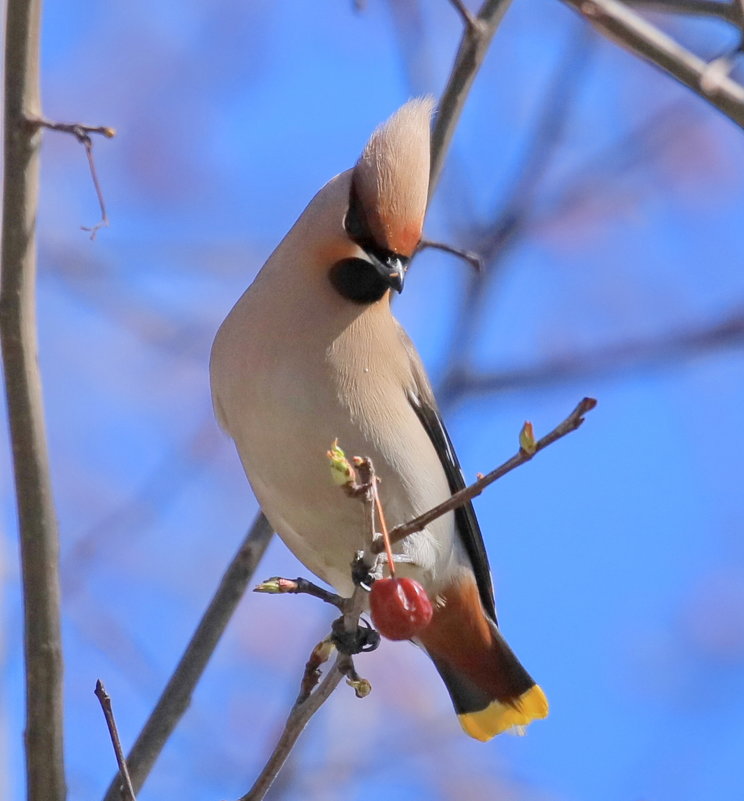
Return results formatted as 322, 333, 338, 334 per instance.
458, 684, 549, 742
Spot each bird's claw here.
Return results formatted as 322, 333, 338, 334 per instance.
331, 616, 381, 654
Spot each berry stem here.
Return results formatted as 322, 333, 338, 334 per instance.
372, 483, 396, 578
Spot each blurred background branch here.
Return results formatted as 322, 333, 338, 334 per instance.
560, 0, 744, 126
430, 0, 515, 189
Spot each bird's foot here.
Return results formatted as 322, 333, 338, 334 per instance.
331, 615, 380, 655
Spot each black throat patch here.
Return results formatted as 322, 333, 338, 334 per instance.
329, 258, 389, 304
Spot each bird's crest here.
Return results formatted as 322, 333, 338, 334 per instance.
352, 97, 435, 258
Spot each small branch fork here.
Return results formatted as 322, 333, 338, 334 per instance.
238, 397, 597, 801
26, 115, 116, 238
241, 457, 383, 801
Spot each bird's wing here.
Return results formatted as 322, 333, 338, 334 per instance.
396, 322, 498, 623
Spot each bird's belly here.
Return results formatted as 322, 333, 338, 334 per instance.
229, 360, 456, 596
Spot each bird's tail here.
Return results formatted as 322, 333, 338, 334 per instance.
417, 575, 548, 741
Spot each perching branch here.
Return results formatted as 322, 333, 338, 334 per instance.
0, 1, 66, 800
27, 116, 115, 238
237, 459, 381, 801
101, 513, 273, 801
560, 0, 744, 128
94, 680, 137, 801
382, 397, 597, 548
242, 400, 595, 797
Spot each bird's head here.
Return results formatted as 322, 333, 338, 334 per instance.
329, 97, 434, 304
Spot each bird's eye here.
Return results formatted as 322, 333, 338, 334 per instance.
329, 258, 388, 304
344, 199, 364, 241
345, 178, 373, 247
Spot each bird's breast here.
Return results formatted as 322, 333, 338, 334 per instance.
213, 301, 457, 596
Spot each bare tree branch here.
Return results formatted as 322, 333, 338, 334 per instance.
560, 0, 744, 128
94, 680, 137, 801
436, 29, 595, 407
237, 657, 345, 801
430, 0, 515, 192
102, 513, 273, 801
0, 1, 66, 800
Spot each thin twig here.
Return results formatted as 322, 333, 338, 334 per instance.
560, 0, 744, 128
27, 115, 115, 238
254, 576, 344, 609
381, 397, 597, 548
418, 238, 483, 271
26, 116, 116, 139
101, 513, 273, 801
0, 2, 66, 800
94, 680, 137, 801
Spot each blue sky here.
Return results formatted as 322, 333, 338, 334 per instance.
3, 2, 744, 800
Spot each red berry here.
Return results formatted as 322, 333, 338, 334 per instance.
369, 577, 433, 641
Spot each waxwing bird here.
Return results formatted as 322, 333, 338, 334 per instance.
210, 98, 548, 740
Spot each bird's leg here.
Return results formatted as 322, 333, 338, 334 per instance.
330, 614, 380, 655
375, 546, 415, 567
350, 551, 377, 591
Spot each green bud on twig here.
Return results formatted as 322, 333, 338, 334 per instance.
328, 439, 356, 486
254, 577, 297, 594
519, 421, 537, 455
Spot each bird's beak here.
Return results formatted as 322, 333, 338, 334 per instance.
368, 251, 408, 294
